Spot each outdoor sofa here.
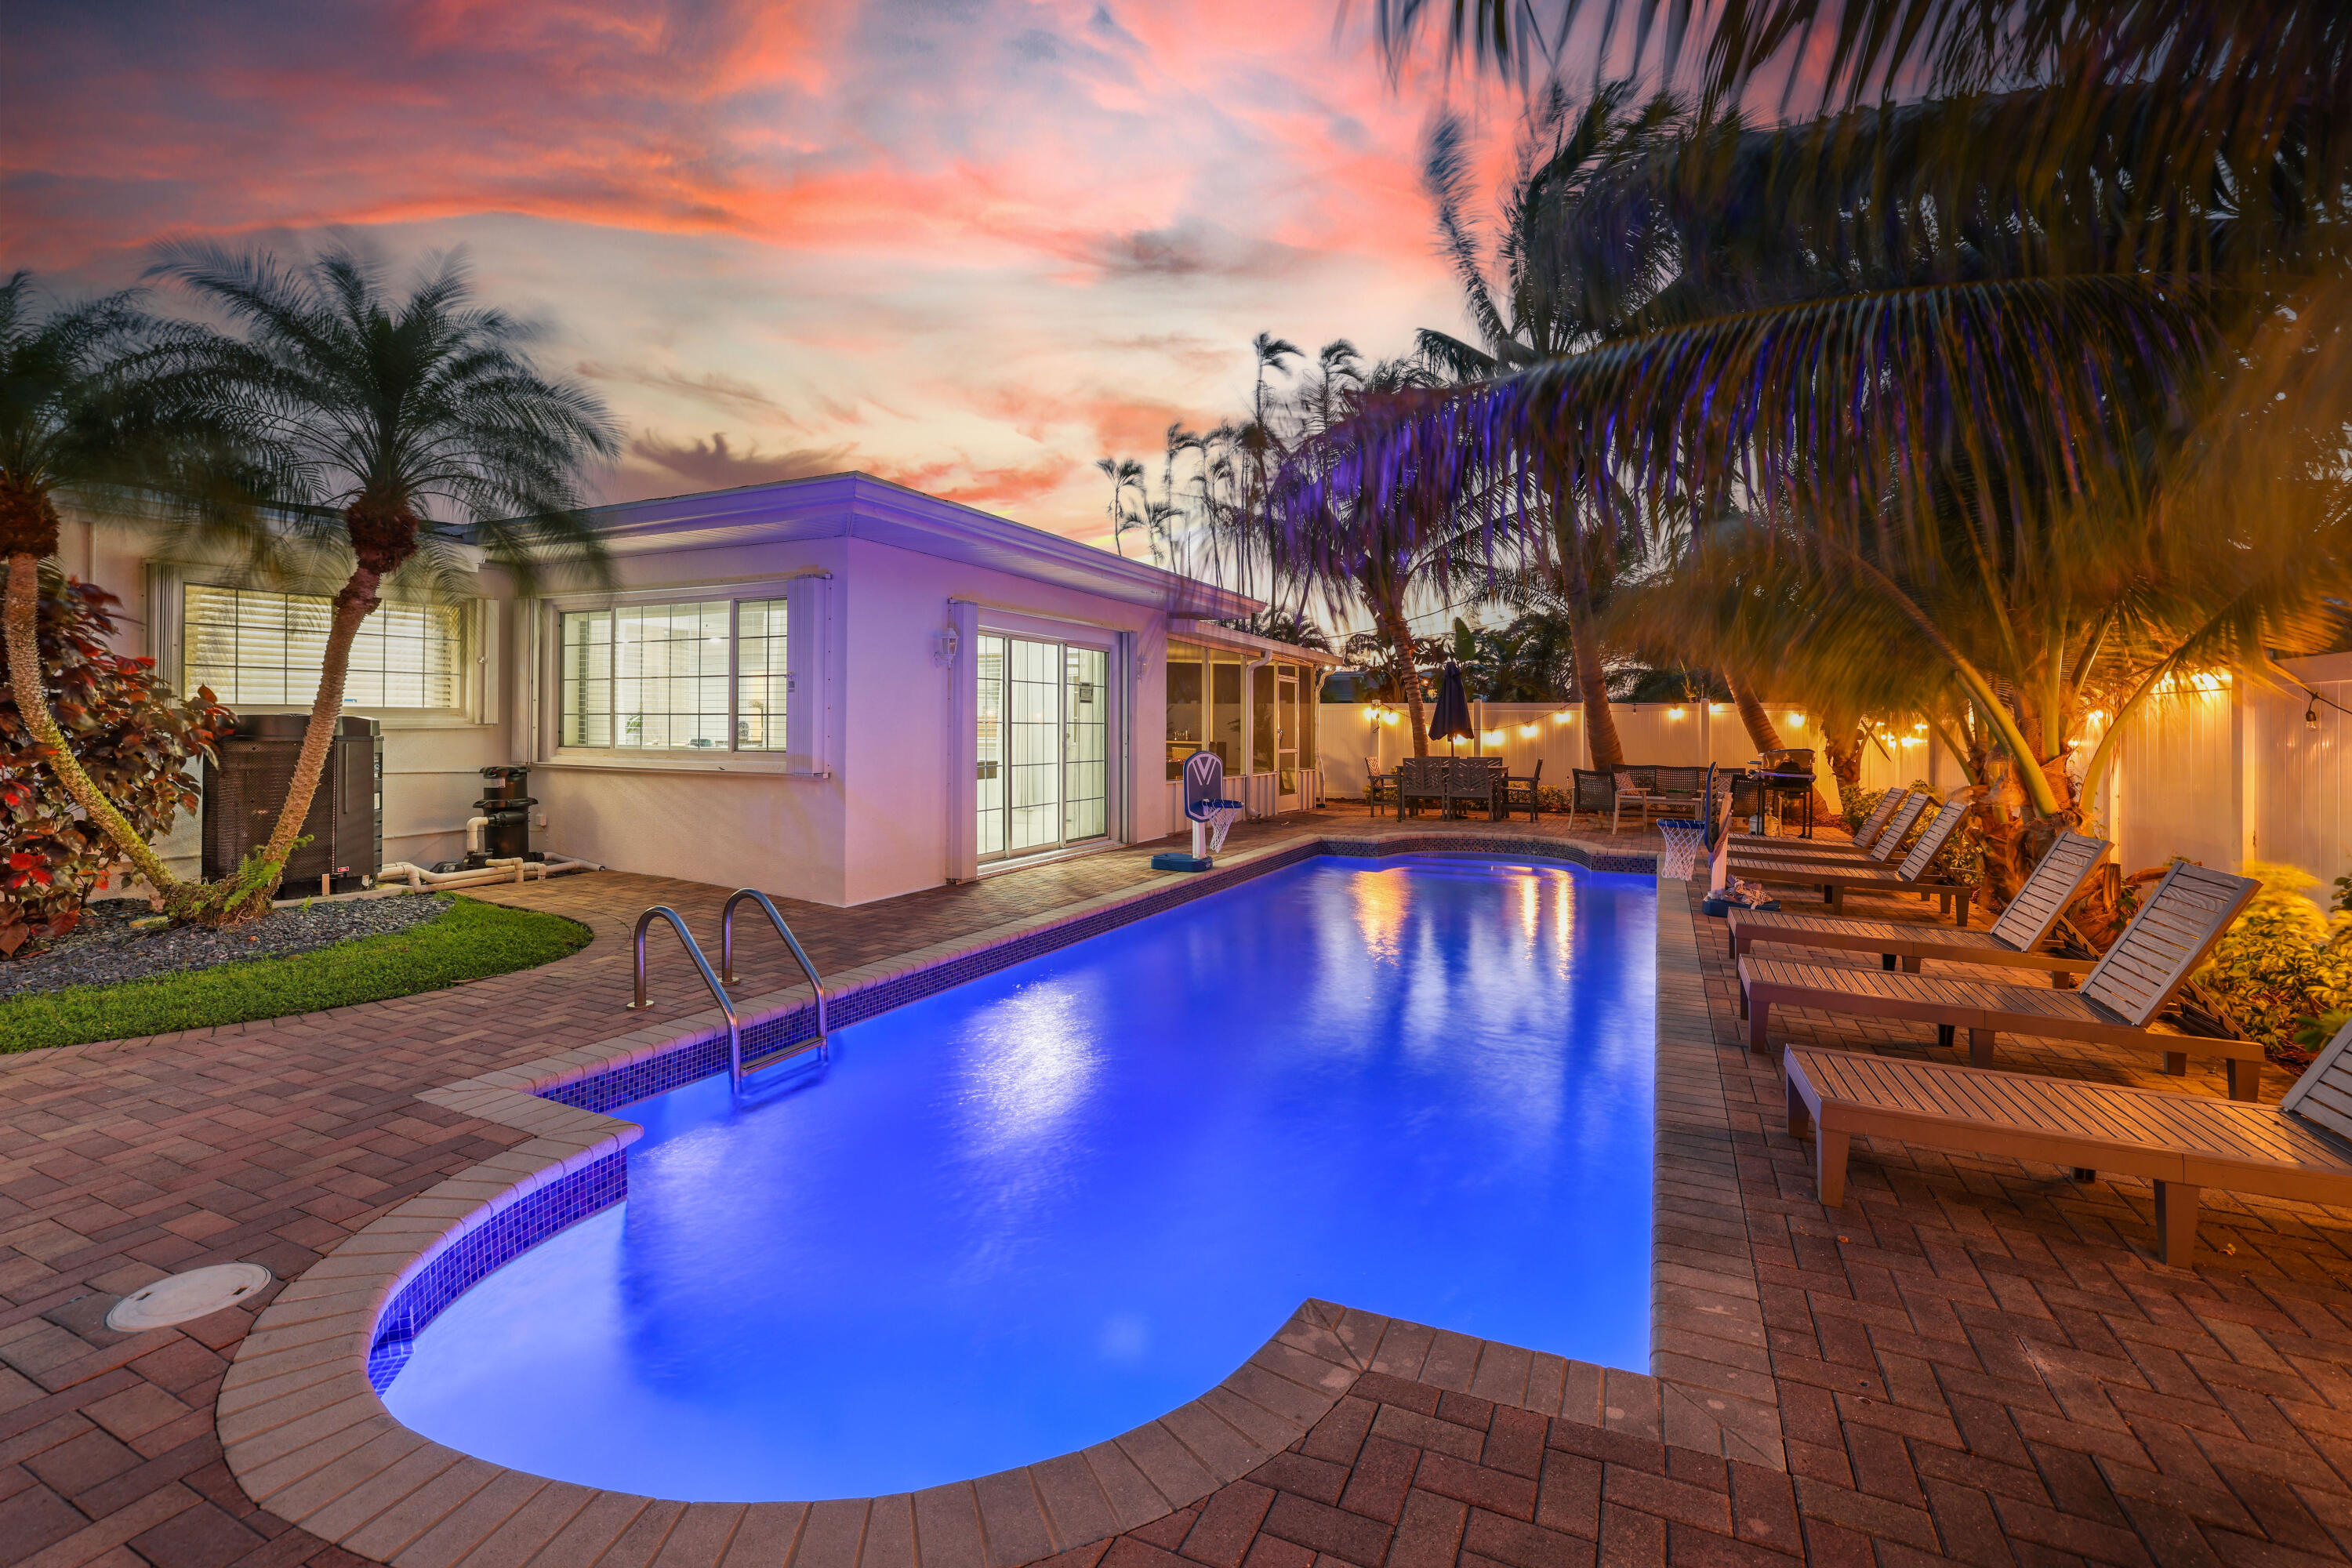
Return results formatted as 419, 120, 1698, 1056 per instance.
1782, 1014, 2352, 1265
1570, 766, 1708, 828
1742, 859, 2265, 1098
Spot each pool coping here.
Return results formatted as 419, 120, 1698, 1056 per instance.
218, 833, 1780, 1568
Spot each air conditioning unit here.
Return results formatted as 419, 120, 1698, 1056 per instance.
203, 714, 384, 894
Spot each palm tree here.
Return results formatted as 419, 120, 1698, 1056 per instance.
1254, 343, 1498, 755
1279, 9, 2352, 900
148, 244, 620, 913
1095, 456, 1147, 557
1220, 608, 1333, 651
0, 274, 249, 904
1414, 85, 1686, 769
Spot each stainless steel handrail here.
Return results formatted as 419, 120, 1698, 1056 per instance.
720, 888, 830, 1077
625, 905, 744, 1085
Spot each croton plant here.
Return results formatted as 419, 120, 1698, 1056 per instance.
1, 568, 230, 956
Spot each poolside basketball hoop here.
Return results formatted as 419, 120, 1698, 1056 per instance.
1151, 750, 1244, 872
1654, 764, 1723, 880
1656, 818, 1708, 880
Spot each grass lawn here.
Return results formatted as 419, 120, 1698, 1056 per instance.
0, 895, 592, 1053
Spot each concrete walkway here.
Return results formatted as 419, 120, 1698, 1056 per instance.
2, 808, 2348, 1568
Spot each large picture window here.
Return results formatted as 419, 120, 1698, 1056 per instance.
183, 584, 463, 710
559, 597, 789, 752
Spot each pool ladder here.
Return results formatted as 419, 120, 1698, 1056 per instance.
627, 891, 830, 1091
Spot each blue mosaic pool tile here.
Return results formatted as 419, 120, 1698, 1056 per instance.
372, 835, 1657, 1383
366, 1149, 628, 1393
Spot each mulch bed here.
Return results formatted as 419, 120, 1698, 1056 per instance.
0, 891, 452, 1000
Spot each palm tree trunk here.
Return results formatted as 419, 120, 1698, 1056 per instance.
245, 566, 379, 914
1570, 612, 1624, 771
5, 554, 183, 898
1822, 726, 1864, 813
1379, 607, 1428, 756
1552, 521, 1624, 771
1726, 674, 1784, 751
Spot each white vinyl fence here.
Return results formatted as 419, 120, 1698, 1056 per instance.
1320, 698, 1957, 805
1323, 649, 2352, 889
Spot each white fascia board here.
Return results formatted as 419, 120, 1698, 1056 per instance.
565, 472, 1259, 619
1168, 618, 1344, 666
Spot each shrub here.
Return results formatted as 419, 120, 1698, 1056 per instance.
0, 570, 230, 957
2193, 860, 2352, 1057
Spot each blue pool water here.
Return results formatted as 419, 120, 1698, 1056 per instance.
385, 855, 1657, 1501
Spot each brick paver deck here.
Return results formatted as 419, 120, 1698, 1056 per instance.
3, 808, 2349, 1567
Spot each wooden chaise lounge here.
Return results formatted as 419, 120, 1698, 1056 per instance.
1731, 789, 1981, 924
1730, 788, 1915, 858
1781, 1016, 2352, 1265
1730, 789, 1929, 872
1730, 831, 2109, 981
1744, 860, 2265, 1097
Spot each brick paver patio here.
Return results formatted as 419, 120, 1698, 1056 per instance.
3, 806, 2350, 1567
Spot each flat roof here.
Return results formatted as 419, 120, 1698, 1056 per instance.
554, 471, 1258, 619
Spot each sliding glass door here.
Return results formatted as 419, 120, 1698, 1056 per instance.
976, 633, 1111, 863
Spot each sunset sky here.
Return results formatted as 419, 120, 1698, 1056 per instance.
5, 0, 1527, 551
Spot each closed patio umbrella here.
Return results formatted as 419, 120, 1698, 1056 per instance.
1429, 660, 1475, 754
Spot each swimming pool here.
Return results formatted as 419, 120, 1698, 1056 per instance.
383, 853, 1657, 1501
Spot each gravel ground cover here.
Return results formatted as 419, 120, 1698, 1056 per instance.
0, 892, 451, 1000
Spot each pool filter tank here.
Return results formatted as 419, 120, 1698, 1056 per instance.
467, 765, 540, 868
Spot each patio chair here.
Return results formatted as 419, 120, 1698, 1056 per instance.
1730, 790, 1980, 924
1730, 789, 1924, 867
1396, 756, 1448, 818
1502, 758, 1544, 822
1444, 757, 1509, 820
1744, 859, 2264, 1098
1732, 831, 2109, 985
1730, 787, 1912, 858
1782, 1012, 2352, 1264
1364, 756, 1397, 818
1571, 768, 1620, 824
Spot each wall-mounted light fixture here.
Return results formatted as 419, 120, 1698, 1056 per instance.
932, 628, 960, 666
1786, 713, 1805, 729
1668, 706, 1686, 720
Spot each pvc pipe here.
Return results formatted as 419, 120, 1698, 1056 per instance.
465, 816, 488, 855
374, 851, 601, 892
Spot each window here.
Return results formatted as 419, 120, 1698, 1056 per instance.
183, 584, 463, 710
559, 597, 789, 752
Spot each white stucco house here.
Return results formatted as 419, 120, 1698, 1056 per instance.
68, 473, 1338, 907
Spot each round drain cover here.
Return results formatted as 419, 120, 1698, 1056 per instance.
105, 1263, 273, 1331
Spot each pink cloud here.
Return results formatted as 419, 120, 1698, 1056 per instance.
3, 0, 1530, 542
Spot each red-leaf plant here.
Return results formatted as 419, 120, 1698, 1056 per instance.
0, 569, 230, 958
